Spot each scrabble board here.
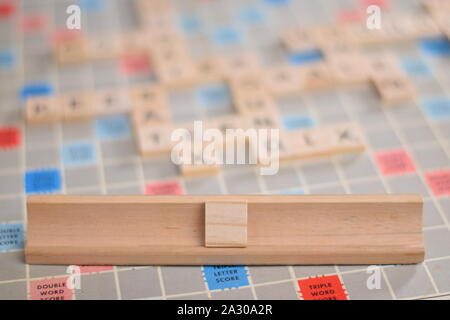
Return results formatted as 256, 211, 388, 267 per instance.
1, 0, 450, 300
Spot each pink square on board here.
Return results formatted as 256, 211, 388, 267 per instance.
425, 170, 450, 196
29, 277, 73, 300
375, 149, 416, 176
145, 180, 183, 195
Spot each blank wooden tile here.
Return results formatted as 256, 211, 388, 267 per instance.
205, 202, 247, 248
25, 96, 60, 124
60, 92, 94, 121
180, 162, 221, 178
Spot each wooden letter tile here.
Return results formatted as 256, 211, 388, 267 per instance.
95, 89, 132, 115
264, 65, 303, 96
60, 92, 94, 121
25, 96, 60, 124
205, 202, 247, 248
373, 74, 416, 105
136, 125, 173, 156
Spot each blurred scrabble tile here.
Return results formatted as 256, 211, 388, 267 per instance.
60, 92, 94, 121
394, 15, 440, 39
319, 40, 359, 58
218, 52, 261, 78
94, 89, 132, 115
234, 93, 277, 114
243, 109, 281, 129
300, 62, 335, 91
373, 74, 416, 105
281, 28, 317, 52
366, 54, 403, 79
86, 36, 122, 60
311, 25, 352, 46
156, 58, 199, 87
118, 31, 149, 53
228, 73, 266, 97
327, 123, 366, 154
136, 125, 173, 156
180, 149, 221, 178
195, 58, 224, 83
131, 107, 172, 128
327, 53, 370, 85
25, 96, 60, 124
286, 126, 331, 160
151, 39, 189, 65
129, 85, 168, 109
54, 37, 88, 64
180, 162, 221, 178
264, 65, 303, 96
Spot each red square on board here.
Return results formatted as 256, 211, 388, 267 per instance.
145, 180, 183, 195
425, 170, 450, 196
375, 149, 416, 176
0, 127, 20, 149
0, 1, 15, 19
29, 277, 73, 300
298, 275, 348, 300
120, 52, 151, 75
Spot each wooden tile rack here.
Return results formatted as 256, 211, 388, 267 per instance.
25, 194, 424, 266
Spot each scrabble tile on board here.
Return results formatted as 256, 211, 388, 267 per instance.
129, 85, 168, 109
155, 58, 199, 88
195, 58, 224, 83
228, 72, 266, 97
151, 39, 189, 65
179, 148, 221, 178
366, 54, 403, 79
372, 74, 416, 105
54, 38, 88, 64
327, 53, 370, 85
233, 93, 278, 115
95, 89, 132, 115
86, 36, 123, 61
300, 62, 336, 91
217, 52, 261, 78
243, 109, 281, 130
286, 126, 332, 160
60, 92, 94, 121
131, 107, 172, 128
25, 96, 60, 124
311, 25, 352, 46
327, 123, 366, 154
393, 15, 440, 40
136, 125, 174, 156
281, 28, 317, 52
264, 65, 303, 96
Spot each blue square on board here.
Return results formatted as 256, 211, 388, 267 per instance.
95, 114, 131, 140
62, 141, 96, 167
25, 169, 62, 194
203, 266, 249, 290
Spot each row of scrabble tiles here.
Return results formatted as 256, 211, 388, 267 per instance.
282, 13, 442, 52
25, 53, 415, 126
136, 119, 366, 177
